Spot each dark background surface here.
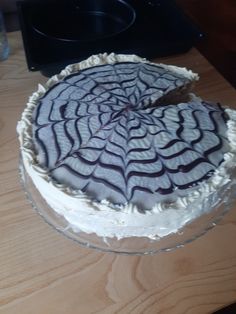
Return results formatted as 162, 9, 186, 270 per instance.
1, 0, 236, 89
177, 0, 236, 89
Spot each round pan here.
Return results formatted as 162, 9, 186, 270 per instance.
31, 0, 136, 42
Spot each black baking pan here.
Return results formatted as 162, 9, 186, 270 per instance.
17, 0, 203, 76
32, 0, 136, 42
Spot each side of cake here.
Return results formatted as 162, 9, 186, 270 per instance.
17, 53, 236, 239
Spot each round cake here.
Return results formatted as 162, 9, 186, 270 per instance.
17, 53, 236, 239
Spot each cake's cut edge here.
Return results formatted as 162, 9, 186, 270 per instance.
45, 52, 199, 106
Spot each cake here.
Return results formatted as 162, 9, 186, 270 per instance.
17, 53, 236, 239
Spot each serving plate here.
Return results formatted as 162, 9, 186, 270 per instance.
19, 156, 236, 255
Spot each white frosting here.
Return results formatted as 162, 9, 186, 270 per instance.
17, 53, 236, 239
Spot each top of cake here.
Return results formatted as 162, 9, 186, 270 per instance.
30, 53, 229, 210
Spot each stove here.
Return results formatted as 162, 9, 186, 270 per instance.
17, 0, 203, 76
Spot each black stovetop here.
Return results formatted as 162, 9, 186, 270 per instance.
17, 0, 203, 76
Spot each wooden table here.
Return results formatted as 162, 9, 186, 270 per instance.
1, 32, 236, 314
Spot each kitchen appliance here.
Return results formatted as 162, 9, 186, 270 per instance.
17, 0, 203, 76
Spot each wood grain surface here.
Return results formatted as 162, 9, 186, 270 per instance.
1, 32, 236, 314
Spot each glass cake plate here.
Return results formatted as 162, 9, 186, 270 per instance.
19, 157, 236, 255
